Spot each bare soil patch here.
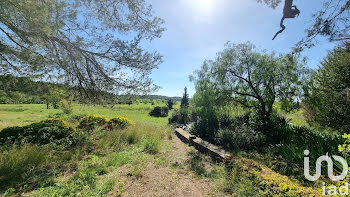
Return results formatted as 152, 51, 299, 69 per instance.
109, 134, 224, 197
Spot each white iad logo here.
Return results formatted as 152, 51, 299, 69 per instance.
304, 150, 348, 181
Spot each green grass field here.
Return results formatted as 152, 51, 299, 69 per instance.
0, 103, 171, 130
0, 103, 175, 195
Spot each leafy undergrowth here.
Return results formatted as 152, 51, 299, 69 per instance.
214, 156, 321, 196
181, 146, 321, 196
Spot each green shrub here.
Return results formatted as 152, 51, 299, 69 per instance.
108, 116, 135, 130
191, 112, 219, 143
77, 114, 108, 131
166, 100, 174, 110
272, 124, 343, 163
0, 119, 84, 147
59, 99, 73, 114
264, 114, 344, 171
149, 106, 169, 117
169, 109, 182, 123
77, 114, 134, 132
216, 127, 265, 150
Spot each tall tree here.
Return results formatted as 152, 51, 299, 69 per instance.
192, 42, 308, 130
304, 42, 350, 131
0, 0, 164, 97
180, 87, 189, 109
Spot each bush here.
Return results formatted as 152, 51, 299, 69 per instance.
59, 99, 74, 114
77, 115, 109, 131
149, 106, 169, 117
170, 109, 197, 125
169, 109, 183, 124
261, 113, 345, 169
166, 100, 174, 110
216, 127, 265, 150
108, 116, 135, 130
77, 114, 134, 132
0, 118, 84, 147
273, 124, 343, 163
215, 113, 265, 150
191, 112, 219, 143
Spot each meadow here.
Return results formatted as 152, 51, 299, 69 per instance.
0, 103, 175, 196
0, 103, 172, 130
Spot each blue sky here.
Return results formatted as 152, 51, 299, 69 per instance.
143, 0, 337, 97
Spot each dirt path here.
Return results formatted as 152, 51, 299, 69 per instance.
109, 134, 224, 197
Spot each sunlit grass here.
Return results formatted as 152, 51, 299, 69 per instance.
0, 103, 172, 195
0, 103, 169, 130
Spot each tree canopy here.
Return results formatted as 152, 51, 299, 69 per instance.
0, 0, 164, 97
191, 42, 308, 124
304, 42, 350, 131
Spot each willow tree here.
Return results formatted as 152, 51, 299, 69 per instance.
192, 42, 308, 133
0, 0, 164, 97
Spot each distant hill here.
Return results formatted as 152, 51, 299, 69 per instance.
0, 75, 181, 104
140, 95, 182, 101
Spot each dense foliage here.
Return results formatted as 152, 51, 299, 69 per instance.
180, 87, 190, 109
191, 42, 308, 142
0, 0, 164, 95
0, 119, 84, 147
77, 115, 109, 131
304, 43, 350, 132
149, 106, 169, 117
166, 100, 174, 110
0, 74, 119, 105
0, 75, 180, 106
77, 114, 134, 131
108, 116, 135, 130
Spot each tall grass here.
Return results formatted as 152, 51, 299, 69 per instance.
0, 103, 172, 195
0, 144, 49, 190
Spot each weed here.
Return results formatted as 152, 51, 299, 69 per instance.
129, 154, 147, 178
0, 144, 48, 190
143, 137, 161, 154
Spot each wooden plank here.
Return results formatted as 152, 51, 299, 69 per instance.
175, 128, 231, 161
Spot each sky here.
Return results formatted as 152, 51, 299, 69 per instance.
142, 0, 337, 97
